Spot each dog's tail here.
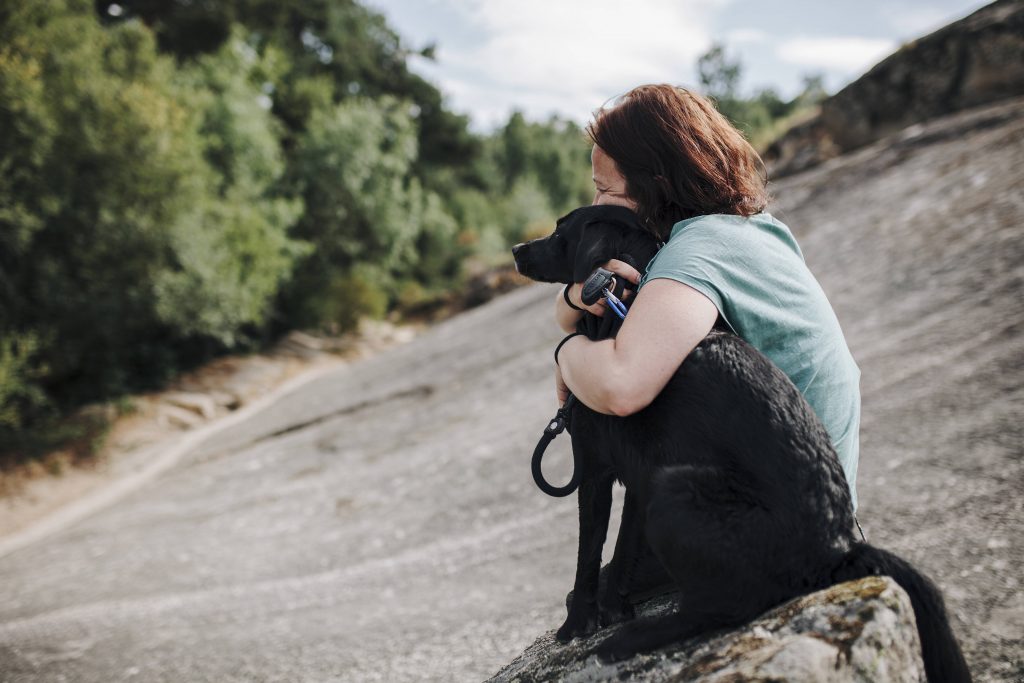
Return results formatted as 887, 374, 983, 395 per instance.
831, 542, 971, 682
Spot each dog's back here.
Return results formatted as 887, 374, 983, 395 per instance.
573, 330, 856, 559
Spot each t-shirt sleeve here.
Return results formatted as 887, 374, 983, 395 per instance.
641, 227, 733, 326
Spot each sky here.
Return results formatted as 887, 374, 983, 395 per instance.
363, 0, 990, 130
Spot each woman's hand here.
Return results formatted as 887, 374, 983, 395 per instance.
559, 258, 643, 326
601, 258, 643, 289
554, 258, 644, 403
586, 258, 642, 314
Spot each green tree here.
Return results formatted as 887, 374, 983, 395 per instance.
283, 95, 460, 330
0, 4, 214, 407
0, 333, 49, 432
0, 2, 305, 437
489, 111, 593, 234
696, 41, 830, 143
697, 43, 742, 101
97, 0, 479, 180
155, 29, 308, 344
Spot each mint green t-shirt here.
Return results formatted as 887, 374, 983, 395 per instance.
640, 212, 860, 509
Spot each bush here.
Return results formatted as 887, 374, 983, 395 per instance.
0, 333, 50, 433
281, 95, 462, 331
0, 0, 608, 457
0, 5, 305, 425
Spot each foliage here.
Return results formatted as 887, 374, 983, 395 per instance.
0, 1, 304, 448
281, 95, 458, 330
697, 42, 827, 146
96, 0, 479, 176
0, 333, 50, 431
154, 30, 308, 344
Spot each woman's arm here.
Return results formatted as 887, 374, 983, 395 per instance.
557, 278, 718, 416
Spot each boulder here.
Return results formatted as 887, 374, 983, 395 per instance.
764, 0, 1024, 177
157, 403, 205, 430
487, 576, 925, 682
162, 391, 218, 419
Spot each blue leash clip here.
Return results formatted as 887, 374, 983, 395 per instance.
581, 267, 630, 320
603, 287, 628, 320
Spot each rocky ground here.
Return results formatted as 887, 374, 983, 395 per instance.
489, 577, 928, 682
0, 98, 1021, 681
765, 96, 1024, 680
763, 0, 1024, 177
0, 322, 417, 550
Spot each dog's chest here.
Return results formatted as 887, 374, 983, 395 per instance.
569, 406, 653, 486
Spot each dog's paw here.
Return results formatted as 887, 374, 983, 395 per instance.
598, 594, 635, 627
595, 614, 684, 663
594, 631, 637, 664
555, 609, 600, 643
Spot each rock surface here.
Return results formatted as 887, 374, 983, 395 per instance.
764, 0, 1024, 176
488, 577, 924, 683
162, 392, 218, 420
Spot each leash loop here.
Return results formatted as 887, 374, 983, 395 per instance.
532, 394, 581, 497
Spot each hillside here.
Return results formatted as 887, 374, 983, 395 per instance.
765, 95, 1023, 680
0, 94, 1020, 681
764, 0, 1024, 177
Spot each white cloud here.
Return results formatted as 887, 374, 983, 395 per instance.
411, 0, 726, 129
369, 0, 987, 128
724, 27, 768, 44
776, 36, 896, 73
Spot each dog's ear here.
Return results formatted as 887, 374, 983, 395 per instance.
572, 220, 618, 283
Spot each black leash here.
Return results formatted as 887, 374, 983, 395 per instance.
532, 271, 632, 498
531, 393, 580, 497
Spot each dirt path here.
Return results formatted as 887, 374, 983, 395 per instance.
0, 322, 418, 552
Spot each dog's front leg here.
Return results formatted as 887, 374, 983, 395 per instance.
600, 487, 642, 626
556, 473, 614, 643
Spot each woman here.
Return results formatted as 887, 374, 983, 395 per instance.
555, 84, 861, 511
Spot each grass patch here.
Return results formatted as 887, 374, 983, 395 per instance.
0, 402, 123, 476
751, 104, 822, 154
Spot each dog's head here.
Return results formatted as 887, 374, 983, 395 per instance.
512, 205, 660, 284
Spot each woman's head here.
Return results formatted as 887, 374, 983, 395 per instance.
587, 84, 770, 238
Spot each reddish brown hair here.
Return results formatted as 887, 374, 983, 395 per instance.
586, 84, 770, 238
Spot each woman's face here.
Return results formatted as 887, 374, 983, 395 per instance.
591, 145, 637, 210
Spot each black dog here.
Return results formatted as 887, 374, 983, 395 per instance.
512, 204, 970, 682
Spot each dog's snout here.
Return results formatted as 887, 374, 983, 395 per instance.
511, 243, 526, 273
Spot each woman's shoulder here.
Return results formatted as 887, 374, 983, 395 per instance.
668, 211, 785, 237
664, 211, 802, 259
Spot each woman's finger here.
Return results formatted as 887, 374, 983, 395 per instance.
602, 258, 642, 286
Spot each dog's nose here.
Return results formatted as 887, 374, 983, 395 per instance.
511, 243, 526, 273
